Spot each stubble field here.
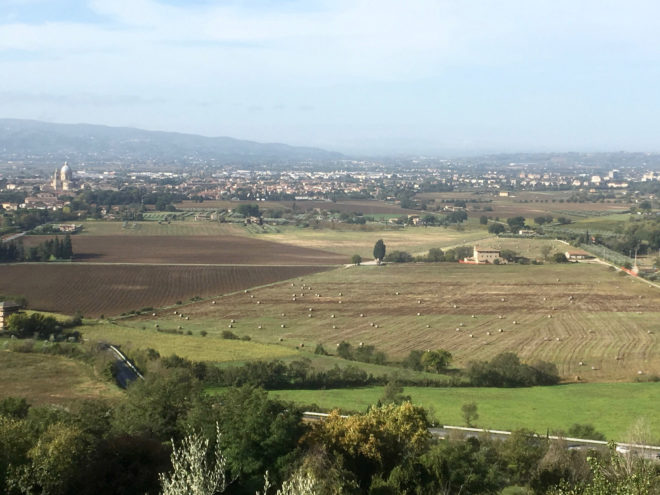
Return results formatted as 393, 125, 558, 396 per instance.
144, 262, 660, 382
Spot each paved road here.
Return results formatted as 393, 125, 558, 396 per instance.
101, 343, 143, 388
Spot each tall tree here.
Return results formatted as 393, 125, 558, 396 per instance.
373, 239, 386, 262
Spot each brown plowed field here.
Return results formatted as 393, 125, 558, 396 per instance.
0, 264, 330, 316
22, 235, 346, 265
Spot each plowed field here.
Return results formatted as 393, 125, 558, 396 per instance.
22, 235, 346, 265
0, 264, 330, 316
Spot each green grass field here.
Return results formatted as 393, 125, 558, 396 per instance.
270, 383, 660, 441
81, 321, 299, 362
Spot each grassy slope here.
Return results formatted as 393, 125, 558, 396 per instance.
81, 321, 299, 362
0, 350, 121, 405
270, 383, 660, 441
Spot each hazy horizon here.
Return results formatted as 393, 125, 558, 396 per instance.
2, 1, 660, 155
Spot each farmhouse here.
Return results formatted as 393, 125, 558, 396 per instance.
565, 249, 595, 262
462, 247, 504, 264
0, 300, 21, 330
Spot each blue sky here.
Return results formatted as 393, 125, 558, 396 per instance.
1, 0, 660, 154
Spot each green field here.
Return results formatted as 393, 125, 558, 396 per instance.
270, 383, 660, 441
81, 321, 299, 362
0, 350, 121, 405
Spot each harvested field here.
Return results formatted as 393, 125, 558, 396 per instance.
164, 262, 660, 382
259, 226, 489, 257
0, 351, 120, 405
0, 264, 330, 316
23, 235, 346, 265
78, 220, 242, 236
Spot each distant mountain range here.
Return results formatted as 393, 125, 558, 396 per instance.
0, 119, 342, 167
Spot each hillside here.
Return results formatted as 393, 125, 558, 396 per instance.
0, 118, 342, 167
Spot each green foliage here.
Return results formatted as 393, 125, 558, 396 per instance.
507, 216, 527, 232
236, 204, 260, 218
567, 424, 606, 441
373, 239, 386, 261
422, 437, 506, 494
467, 352, 560, 387
112, 368, 200, 440
489, 223, 506, 234
351, 254, 362, 265
214, 386, 304, 490
461, 402, 479, 427
383, 250, 413, 263
480, 215, 489, 225
420, 349, 452, 373
379, 379, 410, 405
425, 247, 444, 262
0, 397, 30, 419
553, 253, 569, 263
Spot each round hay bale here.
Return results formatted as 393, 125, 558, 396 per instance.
300, 343, 304, 348
360, 313, 364, 317
579, 361, 584, 366
212, 301, 216, 305
417, 312, 421, 316
332, 325, 337, 329
426, 324, 430, 328
338, 292, 342, 296
417, 300, 422, 304
281, 324, 286, 328
374, 324, 379, 328
469, 334, 473, 338
331, 314, 335, 318
228, 324, 233, 328
308, 314, 312, 318
498, 328, 503, 332
152, 312, 157, 316
185, 316, 189, 320
258, 325, 262, 329
486, 331, 491, 336
230, 319, 235, 323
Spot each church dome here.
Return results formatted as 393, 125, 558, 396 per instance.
60, 162, 72, 181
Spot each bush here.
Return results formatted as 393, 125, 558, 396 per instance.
221, 330, 239, 340
466, 352, 559, 387
384, 250, 414, 263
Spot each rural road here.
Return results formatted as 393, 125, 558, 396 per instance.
102, 344, 143, 388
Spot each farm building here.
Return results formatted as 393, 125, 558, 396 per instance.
565, 249, 595, 262
462, 247, 504, 264
0, 300, 21, 330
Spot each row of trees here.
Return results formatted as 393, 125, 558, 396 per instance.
0, 235, 73, 262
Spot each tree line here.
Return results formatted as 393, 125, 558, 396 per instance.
0, 235, 73, 262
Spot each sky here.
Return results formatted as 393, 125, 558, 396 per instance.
1, 0, 660, 155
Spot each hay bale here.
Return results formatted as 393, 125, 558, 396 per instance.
417, 312, 421, 316
228, 324, 233, 328
152, 313, 157, 316
374, 324, 379, 328
258, 325, 262, 329
426, 324, 430, 328
332, 325, 337, 329
469, 334, 473, 338
360, 313, 364, 317
331, 314, 335, 318
281, 324, 286, 328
